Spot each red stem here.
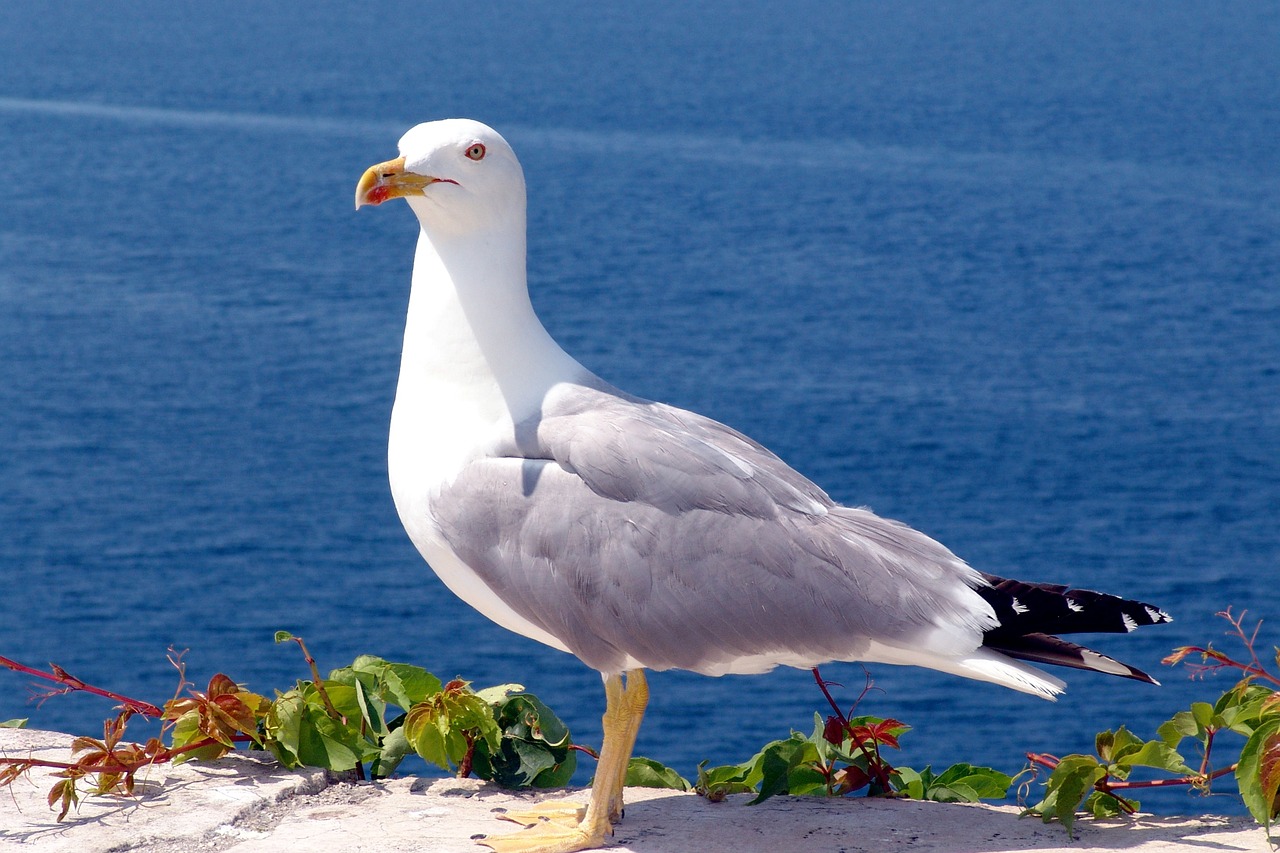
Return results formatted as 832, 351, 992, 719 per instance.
569, 744, 600, 760
284, 638, 345, 723
1199, 729, 1215, 778
0, 655, 163, 718
1105, 764, 1238, 791
457, 732, 475, 779
1025, 751, 1238, 793
811, 667, 894, 792
1026, 752, 1060, 769
812, 668, 848, 728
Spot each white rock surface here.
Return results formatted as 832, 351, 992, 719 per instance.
0, 729, 1271, 852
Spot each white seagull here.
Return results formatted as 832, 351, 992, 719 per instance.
355, 119, 1169, 853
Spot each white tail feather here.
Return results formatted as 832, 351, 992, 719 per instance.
863, 641, 1065, 700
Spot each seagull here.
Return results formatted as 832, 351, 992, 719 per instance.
355, 119, 1170, 853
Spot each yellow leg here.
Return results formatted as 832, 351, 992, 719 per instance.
481, 670, 649, 853
604, 669, 647, 823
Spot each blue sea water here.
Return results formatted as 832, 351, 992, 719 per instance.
1, 0, 1277, 817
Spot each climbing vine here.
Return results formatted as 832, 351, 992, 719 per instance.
1021, 609, 1280, 838
2, 610, 1278, 842
0, 631, 574, 820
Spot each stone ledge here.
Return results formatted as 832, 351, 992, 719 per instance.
0, 729, 1270, 852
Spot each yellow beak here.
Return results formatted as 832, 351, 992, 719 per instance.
354, 157, 439, 210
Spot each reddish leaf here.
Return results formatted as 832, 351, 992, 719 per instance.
90, 772, 124, 796
49, 665, 82, 688
0, 763, 30, 787
47, 778, 78, 822
201, 703, 243, 746
1259, 728, 1280, 819
834, 764, 872, 794
822, 715, 845, 746
163, 697, 200, 720
212, 694, 258, 736
207, 674, 240, 699
69, 736, 105, 756
1161, 647, 1196, 666
850, 718, 908, 751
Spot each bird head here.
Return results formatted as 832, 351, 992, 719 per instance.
355, 119, 525, 235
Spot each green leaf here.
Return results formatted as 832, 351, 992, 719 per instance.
695, 761, 754, 801
295, 704, 374, 771
403, 682, 504, 775
456, 695, 503, 755
894, 764, 1011, 803
1191, 702, 1215, 731
404, 708, 450, 770
473, 725, 576, 788
786, 765, 831, 797
1237, 717, 1280, 831
1221, 683, 1280, 737
807, 714, 856, 766
1115, 740, 1193, 776
1095, 730, 1115, 762
1095, 726, 1142, 765
1213, 683, 1270, 735
263, 684, 376, 772
264, 689, 304, 768
1158, 711, 1198, 748
347, 657, 443, 711
273, 631, 295, 643
509, 737, 560, 782
893, 766, 925, 799
471, 693, 575, 788
313, 674, 387, 740
320, 682, 369, 727
530, 748, 576, 788
747, 737, 820, 804
497, 694, 571, 748
353, 677, 386, 739
625, 757, 691, 791
346, 654, 389, 675
0, 719, 28, 729
1083, 790, 1133, 818
386, 664, 443, 708
931, 764, 1014, 801
168, 710, 229, 764
373, 727, 413, 779
1025, 754, 1106, 838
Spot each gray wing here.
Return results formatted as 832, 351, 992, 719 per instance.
432, 384, 997, 675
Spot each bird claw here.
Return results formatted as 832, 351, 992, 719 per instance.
479, 812, 608, 853
496, 799, 588, 829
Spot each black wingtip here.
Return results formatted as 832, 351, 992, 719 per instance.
978, 573, 1172, 638
976, 573, 1170, 683
986, 632, 1162, 684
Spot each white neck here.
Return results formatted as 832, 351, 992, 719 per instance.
385, 206, 592, 656
389, 222, 585, 489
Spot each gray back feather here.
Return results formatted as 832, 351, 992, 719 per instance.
432, 382, 994, 674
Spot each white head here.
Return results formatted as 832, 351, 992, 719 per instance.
355, 119, 526, 236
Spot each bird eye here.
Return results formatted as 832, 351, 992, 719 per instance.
465, 143, 486, 161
